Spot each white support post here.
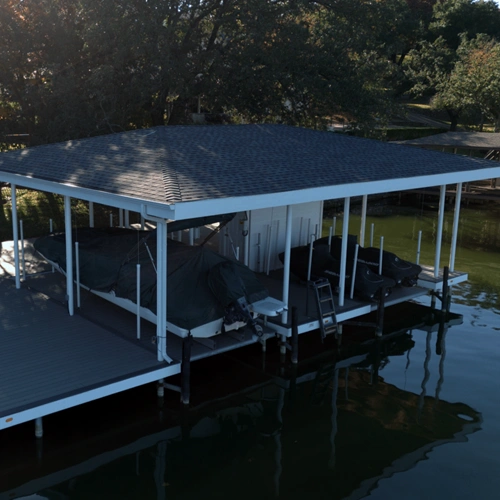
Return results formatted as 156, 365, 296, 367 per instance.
11, 185, 21, 289
281, 205, 293, 325
125, 210, 130, 228
449, 182, 462, 272
189, 228, 194, 246
328, 226, 333, 250
20, 220, 26, 281
339, 197, 350, 307
416, 230, 422, 265
370, 223, 374, 247
140, 215, 145, 231
434, 185, 446, 278
136, 264, 141, 339
332, 217, 337, 237
360, 194, 368, 248
156, 219, 171, 363
89, 201, 94, 228
75, 242, 81, 308
64, 196, 74, 316
119, 209, 124, 227
379, 236, 384, 275
109, 213, 113, 228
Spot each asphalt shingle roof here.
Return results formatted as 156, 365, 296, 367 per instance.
0, 124, 497, 205
399, 131, 500, 149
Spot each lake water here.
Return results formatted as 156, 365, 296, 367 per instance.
1, 199, 499, 500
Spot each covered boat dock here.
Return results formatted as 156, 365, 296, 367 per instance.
1, 124, 499, 437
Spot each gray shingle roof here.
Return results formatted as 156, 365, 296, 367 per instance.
0, 124, 497, 205
399, 131, 500, 149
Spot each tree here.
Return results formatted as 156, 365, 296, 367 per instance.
435, 35, 500, 131
430, 0, 500, 50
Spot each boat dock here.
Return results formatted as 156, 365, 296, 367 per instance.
0, 238, 462, 436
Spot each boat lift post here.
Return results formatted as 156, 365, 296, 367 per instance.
339, 197, 350, 307
416, 230, 422, 265
20, 219, 26, 281
10, 184, 21, 289
64, 196, 74, 316
89, 201, 94, 228
75, 242, 81, 308
360, 194, 368, 247
370, 223, 374, 247
434, 185, 446, 278
449, 182, 462, 272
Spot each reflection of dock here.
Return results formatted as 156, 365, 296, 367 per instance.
0, 303, 481, 500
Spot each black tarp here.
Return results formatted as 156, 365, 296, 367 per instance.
34, 228, 268, 332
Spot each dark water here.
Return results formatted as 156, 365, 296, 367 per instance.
1, 201, 499, 500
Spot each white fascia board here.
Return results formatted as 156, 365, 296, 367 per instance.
0, 172, 175, 216
167, 166, 500, 220
0, 364, 180, 431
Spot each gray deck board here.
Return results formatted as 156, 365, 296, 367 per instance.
0, 280, 176, 418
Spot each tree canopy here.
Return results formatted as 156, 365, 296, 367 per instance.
1, 0, 500, 144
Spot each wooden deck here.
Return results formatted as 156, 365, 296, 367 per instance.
0, 278, 179, 431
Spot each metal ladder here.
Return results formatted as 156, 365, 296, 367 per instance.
309, 278, 338, 340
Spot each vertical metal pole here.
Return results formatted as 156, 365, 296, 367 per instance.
109, 213, 113, 228
307, 235, 314, 282
89, 201, 94, 228
20, 220, 26, 281
360, 194, 367, 247
140, 215, 145, 230
350, 244, 359, 299
449, 182, 462, 272
328, 226, 333, 249
434, 185, 446, 278
332, 217, 337, 237
416, 230, 422, 265
136, 264, 141, 339
339, 197, 350, 307
379, 236, 384, 275
75, 242, 81, 308
11, 185, 21, 289
281, 205, 293, 325
35, 417, 43, 438
189, 228, 194, 246
370, 223, 374, 247
64, 196, 74, 316
119, 209, 124, 227
124, 210, 130, 228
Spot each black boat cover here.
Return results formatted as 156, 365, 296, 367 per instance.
34, 227, 268, 332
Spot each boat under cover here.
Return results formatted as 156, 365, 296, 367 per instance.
279, 244, 395, 301
33, 227, 269, 336
316, 236, 422, 287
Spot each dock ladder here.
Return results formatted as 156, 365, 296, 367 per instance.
309, 278, 338, 340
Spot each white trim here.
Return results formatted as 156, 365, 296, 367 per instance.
0, 365, 180, 431
0, 172, 175, 217
158, 167, 500, 220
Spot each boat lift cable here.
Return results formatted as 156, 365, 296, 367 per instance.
200, 218, 232, 247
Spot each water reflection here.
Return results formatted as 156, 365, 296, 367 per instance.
1, 303, 482, 500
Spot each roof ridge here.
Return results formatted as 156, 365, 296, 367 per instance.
162, 165, 182, 204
